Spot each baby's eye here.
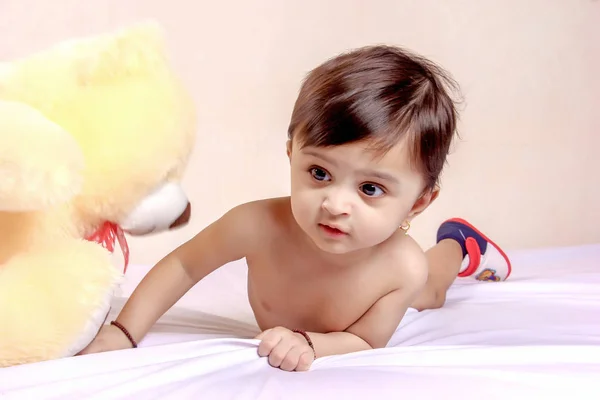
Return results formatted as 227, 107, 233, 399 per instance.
360, 183, 384, 197
310, 167, 331, 181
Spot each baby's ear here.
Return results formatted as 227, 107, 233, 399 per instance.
286, 140, 292, 160
408, 185, 440, 219
425, 185, 441, 205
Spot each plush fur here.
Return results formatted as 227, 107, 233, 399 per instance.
0, 22, 196, 367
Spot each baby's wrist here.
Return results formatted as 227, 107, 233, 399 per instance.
110, 320, 138, 348
292, 329, 316, 359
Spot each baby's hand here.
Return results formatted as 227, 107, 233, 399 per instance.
255, 326, 315, 371
77, 324, 135, 355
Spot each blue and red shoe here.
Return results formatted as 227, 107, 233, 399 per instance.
436, 218, 512, 281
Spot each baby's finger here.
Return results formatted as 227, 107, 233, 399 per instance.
254, 329, 271, 340
279, 346, 303, 372
268, 342, 292, 368
295, 350, 314, 372
257, 331, 281, 357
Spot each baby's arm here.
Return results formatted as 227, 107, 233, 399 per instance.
79, 203, 260, 354
318, 251, 427, 353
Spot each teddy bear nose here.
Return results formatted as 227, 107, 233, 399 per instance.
169, 201, 191, 229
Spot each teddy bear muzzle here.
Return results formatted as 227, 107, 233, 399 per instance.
119, 182, 192, 235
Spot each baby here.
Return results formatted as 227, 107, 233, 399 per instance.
80, 45, 511, 371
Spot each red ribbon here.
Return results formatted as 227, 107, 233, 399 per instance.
85, 221, 130, 274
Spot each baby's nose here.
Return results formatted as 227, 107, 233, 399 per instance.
322, 193, 351, 216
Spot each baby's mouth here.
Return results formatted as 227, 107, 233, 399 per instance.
319, 223, 348, 236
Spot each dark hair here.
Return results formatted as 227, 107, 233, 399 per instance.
288, 45, 460, 191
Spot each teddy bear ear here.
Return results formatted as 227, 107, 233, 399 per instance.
0, 100, 85, 212
73, 19, 171, 85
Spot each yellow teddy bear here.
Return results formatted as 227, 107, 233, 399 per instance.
0, 22, 197, 367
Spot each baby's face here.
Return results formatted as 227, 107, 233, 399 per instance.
288, 137, 433, 254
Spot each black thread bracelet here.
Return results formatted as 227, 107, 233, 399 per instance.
293, 329, 316, 359
110, 320, 138, 348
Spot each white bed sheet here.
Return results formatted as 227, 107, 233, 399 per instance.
1, 244, 600, 399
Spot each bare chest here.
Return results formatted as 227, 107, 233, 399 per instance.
246, 249, 393, 333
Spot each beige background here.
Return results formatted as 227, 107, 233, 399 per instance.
2, 0, 599, 266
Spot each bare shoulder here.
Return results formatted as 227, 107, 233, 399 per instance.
228, 196, 290, 231
379, 231, 429, 293
174, 197, 285, 279
210, 197, 284, 245
225, 197, 279, 224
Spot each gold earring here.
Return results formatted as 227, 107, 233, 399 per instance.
400, 221, 411, 235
